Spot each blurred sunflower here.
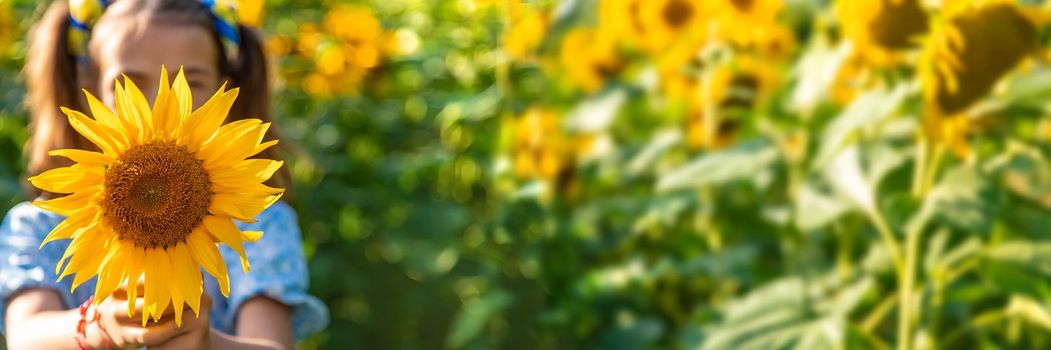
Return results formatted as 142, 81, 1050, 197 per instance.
560, 28, 622, 93
31, 67, 283, 326
597, 0, 644, 50
682, 56, 781, 150
503, 5, 548, 61
511, 108, 593, 193
712, 0, 786, 48
828, 54, 868, 105
919, 0, 1040, 157
636, 0, 710, 53
236, 0, 264, 28
836, 0, 930, 66
290, 5, 385, 97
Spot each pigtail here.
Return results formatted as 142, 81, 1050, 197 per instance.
24, 1, 93, 198
230, 25, 293, 196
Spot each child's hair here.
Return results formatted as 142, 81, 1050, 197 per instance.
24, 0, 290, 198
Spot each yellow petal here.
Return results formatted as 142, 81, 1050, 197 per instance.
198, 119, 264, 164
119, 75, 155, 143
192, 88, 239, 146
48, 149, 114, 167
60, 233, 108, 292
210, 159, 284, 186
178, 85, 236, 150
28, 165, 103, 194
143, 248, 171, 324
158, 249, 185, 327
171, 244, 203, 317
60, 107, 123, 155
208, 192, 282, 223
32, 189, 98, 217
186, 229, 230, 296
125, 246, 145, 317
92, 242, 127, 304
172, 66, 193, 120
152, 66, 180, 140
212, 181, 284, 196
241, 230, 263, 242
84, 89, 135, 146
37, 208, 96, 248
208, 123, 273, 167
202, 215, 250, 273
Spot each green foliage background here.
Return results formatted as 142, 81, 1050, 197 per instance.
9, 0, 1051, 349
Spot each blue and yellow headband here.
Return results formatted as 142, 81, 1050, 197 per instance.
68, 0, 243, 64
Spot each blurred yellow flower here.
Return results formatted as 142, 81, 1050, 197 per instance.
560, 29, 622, 93
237, 0, 265, 27
637, 0, 710, 53
829, 54, 867, 105
597, 0, 644, 50
504, 5, 548, 60
680, 56, 780, 150
296, 23, 322, 56
286, 6, 387, 97
919, 0, 1039, 147
836, 0, 929, 66
712, 0, 785, 48
268, 35, 293, 56
324, 5, 383, 45
683, 67, 734, 150
513, 108, 568, 180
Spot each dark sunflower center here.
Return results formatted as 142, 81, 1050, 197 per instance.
868, 0, 929, 50
730, 0, 754, 12
102, 141, 212, 248
662, 0, 694, 29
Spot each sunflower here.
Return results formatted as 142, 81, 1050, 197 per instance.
711, 0, 786, 48
919, 0, 1039, 153
30, 67, 284, 326
597, 0, 644, 50
836, 0, 930, 66
560, 28, 622, 93
680, 56, 779, 150
503, 5, 548, 61
287, 5, 384, 97
636, 0, 710, 53
513, 108, 566, 181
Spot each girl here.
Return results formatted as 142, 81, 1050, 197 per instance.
1, 0, 328, 349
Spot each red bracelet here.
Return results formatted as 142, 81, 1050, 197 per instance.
74, 297, 92, 350
75, 296, 115, 350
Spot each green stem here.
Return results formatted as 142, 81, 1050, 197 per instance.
911, 139, 929, 198
869, 209, 904, 275
897, 226, 922, 350
912, 139, 946, 199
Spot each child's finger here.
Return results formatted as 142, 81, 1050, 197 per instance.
119, 318, 190, 347
108, 277, 146, 300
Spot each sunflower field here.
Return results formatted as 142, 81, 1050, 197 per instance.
12, 0, 1051, 349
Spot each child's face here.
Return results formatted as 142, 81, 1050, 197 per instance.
94, 22, 222, 111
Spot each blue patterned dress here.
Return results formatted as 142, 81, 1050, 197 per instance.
0, 200, 329, 340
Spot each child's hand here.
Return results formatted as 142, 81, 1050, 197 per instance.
147, 293, 214, 350
88, 284, 205, 349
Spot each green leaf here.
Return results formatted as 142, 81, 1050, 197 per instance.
657, 140, 779, 192
696, 275, 873, 350
793, 182, 852, 232
927, 165, 1000, 233
445, 290, 513, 349
813, 84, 911, 169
